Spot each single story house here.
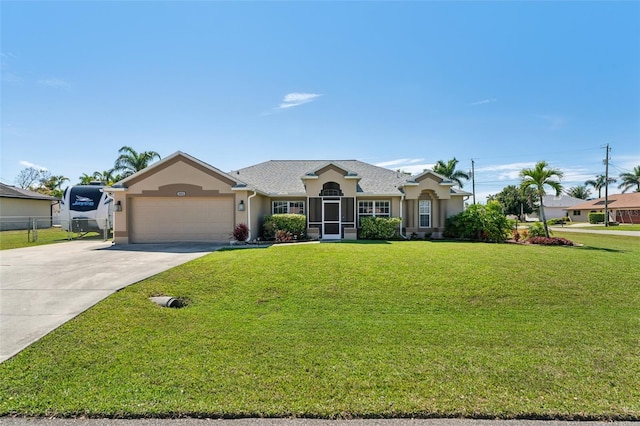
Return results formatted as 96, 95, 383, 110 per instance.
525, 194, 586, 221
0, 182, 59, 230
564, 192, 640, 224
105, 151, 471, 244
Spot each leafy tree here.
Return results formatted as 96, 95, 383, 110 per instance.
618, 166, 640, 193
432, 157, 470, 188
520, 161, 563, 238
38, 173, 68, 198
15, 167, 68, 198
486, 185, 536, 220
114, 146, 161, 178
585, 174, 616, 198
565, 185, 591, 200
15, 167, 43, 189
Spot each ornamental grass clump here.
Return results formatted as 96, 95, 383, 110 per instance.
231, 223, 249, 242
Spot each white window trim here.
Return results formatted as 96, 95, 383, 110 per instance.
357, 200, 391, 226
272, 200, 305, 215
419, 199, 431, 228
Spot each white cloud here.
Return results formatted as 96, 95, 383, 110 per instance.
37, 78, 69, 88
20, 160, 48, 171
469, 98, 497, 106
561, 166, 594, 184
375, 158, 425, 168
278, 92, 321, 109
476, 162, 535, 180
376, 158, 434, 175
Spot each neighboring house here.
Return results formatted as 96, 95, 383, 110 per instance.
0, 183, 59, 230
564, 192, 640, 224
525, 194, 586, 221
105, 151, 471, 244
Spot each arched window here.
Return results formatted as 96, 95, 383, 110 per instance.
320, 182, 343, 196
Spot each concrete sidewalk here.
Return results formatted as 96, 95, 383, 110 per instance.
0, 240, 222, 363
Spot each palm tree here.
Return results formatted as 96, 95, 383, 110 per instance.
39, 174, 69, 198
113, 146, 161, 178
618, 166, 640, 193
585, 174, 616, 198
78, 173, 94, 185
565, 185, 591, 200
432, 157, 470, 188
520, 161, 563, 238
93, 169, 122, 185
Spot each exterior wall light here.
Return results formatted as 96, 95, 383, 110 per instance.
114, 200, 122, 212
238, 200, 245, 211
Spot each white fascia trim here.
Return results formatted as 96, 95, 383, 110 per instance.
356, 193, 404, 197
231, 187, 267, 196
101, 187, 127, 192
269, 192, 308, 197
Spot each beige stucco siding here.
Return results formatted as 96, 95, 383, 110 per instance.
304, 167, 359, 197
125, 160, 235, 195
0, 198, 52, 217
112, 156, 239, 244
0, 198, 53, 230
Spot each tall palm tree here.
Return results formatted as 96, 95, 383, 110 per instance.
432, 157, 470, 188
520, 161, 563, 238
585, 174, 616, 198
565, 185, 591, 200
113, 146, 161, 178
618, 166, 640, 193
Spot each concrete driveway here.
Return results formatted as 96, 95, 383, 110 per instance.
0, 240, 222, 363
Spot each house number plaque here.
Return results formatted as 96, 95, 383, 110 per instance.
177, 191, 186, 197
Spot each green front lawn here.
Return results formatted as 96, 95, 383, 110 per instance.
568, 224, 640, 231
1, 233, 638, 419
0, 228, 107, 250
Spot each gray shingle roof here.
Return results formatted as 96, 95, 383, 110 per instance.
0, 183, 58, 200
230, 160, 411, 195
542, 194, 585, 208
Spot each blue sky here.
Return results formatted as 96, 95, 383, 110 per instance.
2, 1, 639, 202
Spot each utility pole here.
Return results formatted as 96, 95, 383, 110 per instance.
471, 159, 476, 205
604, 144, 611, 227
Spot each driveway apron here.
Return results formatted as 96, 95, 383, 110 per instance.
0, 240, 220, 363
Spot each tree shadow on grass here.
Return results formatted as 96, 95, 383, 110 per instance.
576, 245, 627, 253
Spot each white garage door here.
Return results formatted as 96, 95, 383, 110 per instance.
130, 197, 234, 243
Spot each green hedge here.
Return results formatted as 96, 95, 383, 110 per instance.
444, 202, 510, 243
359, 216, 402, 240
588, 212, 605, 224
263, 214, 306, 241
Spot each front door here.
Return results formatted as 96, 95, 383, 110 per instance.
322, 200, 341, 240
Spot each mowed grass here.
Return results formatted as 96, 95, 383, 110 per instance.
566, 224, 640, 231
0, 227, 106, 250
0, 233, 638, 419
